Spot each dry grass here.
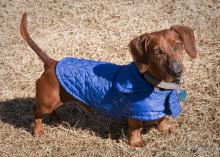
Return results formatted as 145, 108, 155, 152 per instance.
0, 0, 219, 156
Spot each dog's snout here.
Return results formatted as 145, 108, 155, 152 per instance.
169, 60, 182, 77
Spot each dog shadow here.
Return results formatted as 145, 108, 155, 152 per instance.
0, 97, 152, 140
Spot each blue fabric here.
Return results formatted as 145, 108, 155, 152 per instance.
56, 57, 182, 121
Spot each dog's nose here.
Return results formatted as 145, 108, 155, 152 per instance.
169, 60, 182, 77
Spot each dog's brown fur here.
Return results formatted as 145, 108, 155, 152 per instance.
20, 13, 197, 147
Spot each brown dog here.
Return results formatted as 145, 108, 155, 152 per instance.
20, 13, 196, 147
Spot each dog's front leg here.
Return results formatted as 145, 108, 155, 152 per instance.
128, 119, 143, 147
157, 117, 176, 133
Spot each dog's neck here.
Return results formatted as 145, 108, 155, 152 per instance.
136, 63, 180, 90
136, 63, 174, 83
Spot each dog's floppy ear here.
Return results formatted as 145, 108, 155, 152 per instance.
170, 25, 197, 58
129, 33, 150, 64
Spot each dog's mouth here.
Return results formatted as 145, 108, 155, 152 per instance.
167, 70, 182, 80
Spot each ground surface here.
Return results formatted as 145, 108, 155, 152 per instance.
0, 0, 219, 156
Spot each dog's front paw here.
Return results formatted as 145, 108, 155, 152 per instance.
129, 138, 143, 147
129, 141, 143, 147
157, 118, 176, 133
34, 125, 44, 137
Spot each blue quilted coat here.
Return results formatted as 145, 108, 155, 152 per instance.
56, 57, 182, 121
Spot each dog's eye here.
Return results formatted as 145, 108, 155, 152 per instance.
154, 47, 161, 55
174, 43, 183, 52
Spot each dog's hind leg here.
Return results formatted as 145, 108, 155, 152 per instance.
33, 104, 45, 137
33, 69, 61, 137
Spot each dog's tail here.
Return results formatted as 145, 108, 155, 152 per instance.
20, 13, 56, 67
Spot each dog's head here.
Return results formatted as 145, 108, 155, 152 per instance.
129, 25, 197, 81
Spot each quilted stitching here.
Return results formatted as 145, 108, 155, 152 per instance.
56, 57, 182, 121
